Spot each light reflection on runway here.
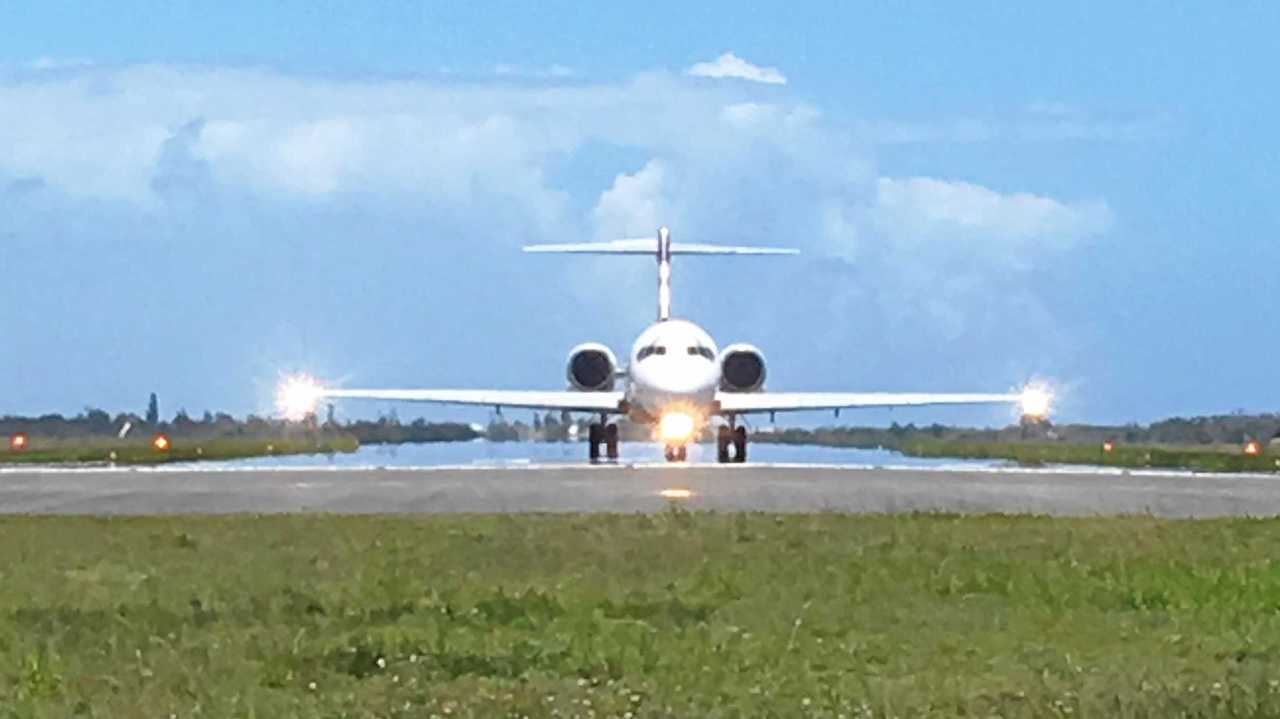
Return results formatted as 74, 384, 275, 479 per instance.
170, 440, 1006, 471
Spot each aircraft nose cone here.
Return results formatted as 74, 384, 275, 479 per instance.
658, 359, 719, 394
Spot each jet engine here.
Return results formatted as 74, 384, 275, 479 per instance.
566, 343, 618, 391
718, 344, 766, 392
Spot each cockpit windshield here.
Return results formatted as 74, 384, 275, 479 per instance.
636, 345, 668, 361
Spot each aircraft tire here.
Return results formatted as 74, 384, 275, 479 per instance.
588, 423, 601, 462
605, 423, 619, 460
733, 426, 747, 463
717, 426, 732, 463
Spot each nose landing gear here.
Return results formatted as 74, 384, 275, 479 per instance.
663, 444, 688, 462
588, 421, 620, 463
716, 421, 747, 464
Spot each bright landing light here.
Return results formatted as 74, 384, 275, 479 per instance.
658, 412, 696, 443
1019, 385, 1054, 420
277, 373, 324, 421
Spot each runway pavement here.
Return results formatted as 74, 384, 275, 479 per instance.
2, 463, 1280, 517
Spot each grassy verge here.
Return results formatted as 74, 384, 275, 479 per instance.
0, 435, 359, 465
4, 513, 1280, 717
901, 440, 1280, 473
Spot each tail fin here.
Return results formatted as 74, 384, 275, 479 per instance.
524, 227, 797, 321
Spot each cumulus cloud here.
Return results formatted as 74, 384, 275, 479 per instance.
855, 177, 1112, 338
872, 176, 1113, 256
0, 61, 1112, 414
686, 52, 787, 85
593, 159, 673, 238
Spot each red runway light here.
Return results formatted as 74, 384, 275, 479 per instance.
1102, 440, 1115, 453
10, 433, 28, 452
1244, 440, 1262, 456
152, 433, 171, 452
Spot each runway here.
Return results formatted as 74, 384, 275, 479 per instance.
2, 463, 1279, 517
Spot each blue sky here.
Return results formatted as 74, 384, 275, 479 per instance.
1, 2, 1278, 425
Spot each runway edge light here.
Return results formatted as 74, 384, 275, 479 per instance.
152, 433, 171, 453
9, 432, 28, 452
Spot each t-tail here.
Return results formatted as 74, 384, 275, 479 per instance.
523, 227, 798, 321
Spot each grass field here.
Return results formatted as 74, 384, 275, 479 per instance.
0, 435, 359, 466
4, 513, 1280, 717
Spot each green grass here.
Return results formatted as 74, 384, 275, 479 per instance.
902, 440, 1280, 473
0, 436, 359, 466
4, 513, 1280, 717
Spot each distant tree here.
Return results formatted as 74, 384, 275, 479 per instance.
83, 408, 112, 434
146, 393, 159, 425
201, 411, 214, 424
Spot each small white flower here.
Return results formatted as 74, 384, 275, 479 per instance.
307, 681, 317, 691
376, 657, 386, 669
578, 678, 589, 686
802, 697, 811, 707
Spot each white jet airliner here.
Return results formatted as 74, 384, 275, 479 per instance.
282, 227, 1051, 463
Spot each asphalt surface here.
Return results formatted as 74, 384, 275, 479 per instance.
2, 463, 1280, 517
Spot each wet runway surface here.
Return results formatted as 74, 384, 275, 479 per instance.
3, 463, 1280, 517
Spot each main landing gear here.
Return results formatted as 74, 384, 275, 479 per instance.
716, 421, 748, 464
663, 444, 688, 462
588, 420, 619, 463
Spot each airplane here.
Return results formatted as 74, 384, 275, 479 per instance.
279, 226, 1052, 463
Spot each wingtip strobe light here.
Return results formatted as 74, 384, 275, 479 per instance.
1019, 385, 1054, 420
277, 374, 324, 421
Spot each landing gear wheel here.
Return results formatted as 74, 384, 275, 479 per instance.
664, 445, 688, 463
717, 426, 732, 464
677, 445, 687, 462
605, 423, 619, 461
733, 426, 748, 463
588, 423, 602, 463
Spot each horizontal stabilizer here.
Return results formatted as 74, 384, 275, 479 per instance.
523, 239, 798, 255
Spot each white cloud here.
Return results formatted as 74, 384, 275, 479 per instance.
0, 61, 1114, 402
592, 159, 672, 239
872, 176, 1113, 254
686, 52, 787, 85
26, 57, 93, 70
493, 63, 575, 78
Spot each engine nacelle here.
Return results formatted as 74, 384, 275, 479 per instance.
566, 343, 618, 391
719, 344, 767, 392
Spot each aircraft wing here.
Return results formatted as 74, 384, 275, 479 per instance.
716, 391, 1025, 415
321, 388, 625, 413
